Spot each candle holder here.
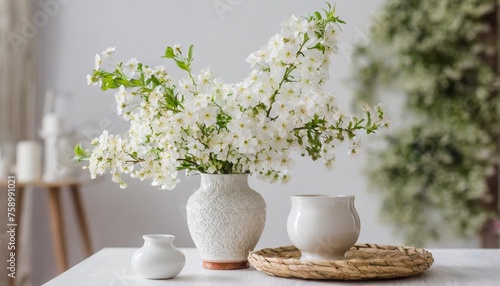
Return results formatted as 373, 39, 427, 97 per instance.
40, 90, 79, 182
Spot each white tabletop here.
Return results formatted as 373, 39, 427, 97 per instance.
43, 247, 500, 286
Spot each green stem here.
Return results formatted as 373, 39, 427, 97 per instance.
265, 33, 309, 119
266, 65, 297, 118
177, 158, 200, 167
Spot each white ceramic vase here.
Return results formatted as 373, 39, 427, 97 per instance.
131, 235, 185, 279
186, 173, 266, 270
287, 195, 360, 261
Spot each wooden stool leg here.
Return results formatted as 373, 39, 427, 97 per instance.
69, 185, 93, 256
47, 187, 68, 273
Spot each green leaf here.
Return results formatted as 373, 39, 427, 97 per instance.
103, 82, 120, 90
175, 60, 189, 71
188, 45, 194, 62
149, 75, 161, 87
130, 79, 143, 86
139, 71, 145, 84
163, 46, 175, 59
303, 33, 310, 43
115, 78, 131, 86
314, 11, 322, 20
74, 144, 86, 157
73, 143, 89, 163
309, 42, 325, 52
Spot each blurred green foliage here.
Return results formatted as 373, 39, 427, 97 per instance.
352, 0, 500, 246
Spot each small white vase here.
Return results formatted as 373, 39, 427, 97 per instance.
186, 173, 266, 270
131, 235, 185, 279
287, 195, 360, 261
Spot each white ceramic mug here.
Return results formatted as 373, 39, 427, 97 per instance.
287, 195, 360, 261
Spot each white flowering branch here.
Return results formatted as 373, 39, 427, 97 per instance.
78, 3, 389, 190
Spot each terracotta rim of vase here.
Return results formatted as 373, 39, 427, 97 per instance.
202, 260, 250, 270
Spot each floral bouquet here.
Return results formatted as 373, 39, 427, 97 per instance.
75, 4, 389, 190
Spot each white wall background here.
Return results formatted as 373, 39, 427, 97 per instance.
27, 0, 477, 284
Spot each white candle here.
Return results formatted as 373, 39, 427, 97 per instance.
41, 113, 63, 136
16, 141, 42, 183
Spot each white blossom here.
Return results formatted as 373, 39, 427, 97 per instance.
94, 54, 101, 70
123, 58, 139, 77
101, 47, 116, 59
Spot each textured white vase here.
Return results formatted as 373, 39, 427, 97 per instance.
131, 234, 185, 279
186, 173, 266, 270
287, 195, 360, 261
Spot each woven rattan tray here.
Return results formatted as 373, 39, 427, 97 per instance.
248, 243, 434, 280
